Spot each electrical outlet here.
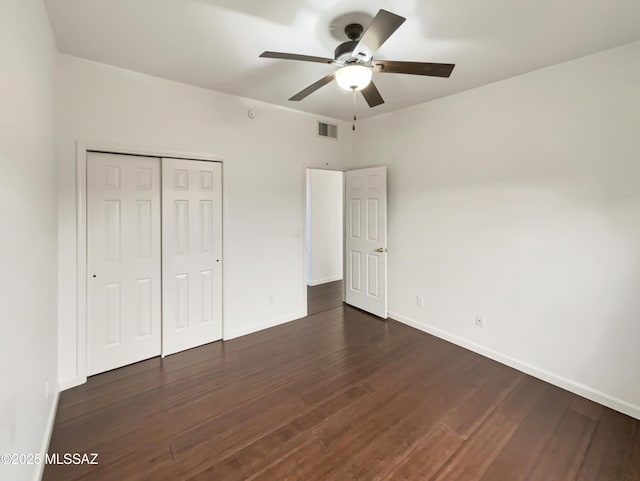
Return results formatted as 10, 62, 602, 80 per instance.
475, 315, 484, 328
269, 295, 274, 304
416, 296, 423, 308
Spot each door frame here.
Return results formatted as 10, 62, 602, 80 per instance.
302, 166, 346, 316
74, 140, 224, 388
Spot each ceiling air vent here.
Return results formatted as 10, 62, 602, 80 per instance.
318, 121, 338, 139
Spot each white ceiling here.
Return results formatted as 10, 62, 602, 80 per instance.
44, 0, 640, 121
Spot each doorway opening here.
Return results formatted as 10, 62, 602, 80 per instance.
305, 168, 345, 315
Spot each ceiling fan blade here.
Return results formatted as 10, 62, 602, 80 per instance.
373, 60, 455, 78
289, 73, 336, 101
352, 10, 406, 62
260, 51, 335, 64
361, 81, 384, 108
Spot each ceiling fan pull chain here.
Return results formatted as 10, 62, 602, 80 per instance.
352, 88, 357, 131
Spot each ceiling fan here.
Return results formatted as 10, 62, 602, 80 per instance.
259, 9, 455, 108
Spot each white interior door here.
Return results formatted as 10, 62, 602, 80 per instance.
87, 152, 162, 376
162, 158, 223, 356
345, 166, 388, 318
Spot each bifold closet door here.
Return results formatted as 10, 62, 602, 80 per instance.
87, 152, 162, 376
162, 158, 223, 356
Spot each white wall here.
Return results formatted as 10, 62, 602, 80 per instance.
307, 169, 343, 286
351, 41, 640, 419
56, 55, 351, 387
0, 1, 58, 480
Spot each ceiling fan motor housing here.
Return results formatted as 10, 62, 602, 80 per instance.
334, 40, 359, 62
335, 23, 366, 63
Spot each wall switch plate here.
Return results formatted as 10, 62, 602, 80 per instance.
416, 296, 423, 307
475, 315, 484, 328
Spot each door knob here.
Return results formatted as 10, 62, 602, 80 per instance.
375, 247, 387, 253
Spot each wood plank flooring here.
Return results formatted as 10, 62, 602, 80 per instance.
307, 280, 343, 315
44, 302, 640, 481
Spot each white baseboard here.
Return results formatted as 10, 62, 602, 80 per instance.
389, 311, 640, 421
223, 310, 306, 341
307, 275, 343, 287
58, 376, 86, 391
33, 390, 59, 481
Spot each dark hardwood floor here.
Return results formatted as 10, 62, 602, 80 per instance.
307, 279, 343, 315
44, 304, 640, 481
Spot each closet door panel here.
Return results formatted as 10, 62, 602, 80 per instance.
162, 158, 222, 356
87, 152, 161, 375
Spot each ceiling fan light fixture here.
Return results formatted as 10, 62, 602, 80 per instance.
335, 64, 372, 91
260, 9, 454, 107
